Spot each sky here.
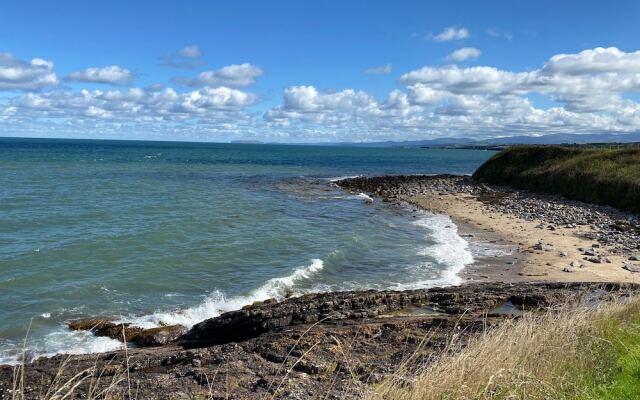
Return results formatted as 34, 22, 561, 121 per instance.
1, 0, 639, 143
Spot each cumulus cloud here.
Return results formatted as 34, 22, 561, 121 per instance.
0, 53, 58, 91
446, 47, 481, 62
66, 65, 133, 85
3, 46, 640, 143
174, 63, 264, 87
262, 47, 640, 141
160, 45, 204, 69
430, 26, 469, 42
365, 64, 392, 74
7, 85, 257, 122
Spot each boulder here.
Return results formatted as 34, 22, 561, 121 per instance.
134, 325, 187, 347
68, 319, 185, 347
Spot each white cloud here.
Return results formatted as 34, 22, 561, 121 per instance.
430, 26, 469, 42
175, 63, 264, 87
542, 47, 640, 75
161, 45, 204, 69
365, 64, 392, 74
261, 47, 640, 141
178, 45, 201, 59
7, 85, 257, 121
446, 47, 481, 62
399, 65, 528, 94
3, 46, 640, 143
66, 65, 133, 85
0, 53, 59, 91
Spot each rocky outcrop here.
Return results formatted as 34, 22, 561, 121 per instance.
180, 281, 632, 347
3, 282, 640, 399
68, 319, 186, 347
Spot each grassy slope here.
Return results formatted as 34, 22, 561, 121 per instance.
472, 145, 640, 214
371, 298, 640, 400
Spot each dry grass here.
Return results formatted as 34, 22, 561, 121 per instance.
370, 297, 640, 400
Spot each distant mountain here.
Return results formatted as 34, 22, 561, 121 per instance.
333, 132, 640, 148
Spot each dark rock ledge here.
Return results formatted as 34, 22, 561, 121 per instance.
3, 282, 640, 399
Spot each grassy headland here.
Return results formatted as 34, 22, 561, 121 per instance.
372, 296, 640, 400
472, 145, 640, 214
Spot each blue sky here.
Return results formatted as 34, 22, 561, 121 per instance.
1, 0, 639, 142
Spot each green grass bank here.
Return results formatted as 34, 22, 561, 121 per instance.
472, 145, 640, 214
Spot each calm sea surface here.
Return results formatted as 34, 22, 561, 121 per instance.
0, 138, 495, 364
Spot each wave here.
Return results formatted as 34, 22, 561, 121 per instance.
327, 175, 361, 182
120, 259, 325, 329
0, 259, 326, 365
1, 212, 477, 364
392, 213, 474, 290
354, 193, 374, 203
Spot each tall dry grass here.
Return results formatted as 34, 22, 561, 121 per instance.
371, 297, 640, 400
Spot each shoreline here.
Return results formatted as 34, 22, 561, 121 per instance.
2, 174, 640, 398
338, 175, 640, 285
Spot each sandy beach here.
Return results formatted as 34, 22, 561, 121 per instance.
405, 191, 638, 283
337, 175, 640, 286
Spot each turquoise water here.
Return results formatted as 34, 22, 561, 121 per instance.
0, 138, 494, 364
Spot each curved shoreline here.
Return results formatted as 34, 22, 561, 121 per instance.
337, 174, 640, 283
2, 174, 640, 399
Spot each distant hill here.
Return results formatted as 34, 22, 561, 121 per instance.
333, 132, 640, 148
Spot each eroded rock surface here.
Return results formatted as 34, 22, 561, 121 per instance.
2, 282, 638, 399
68, 319, 186, 347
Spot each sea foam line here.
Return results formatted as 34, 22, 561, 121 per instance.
393, 212, 475, 290
121, 259, 325, 329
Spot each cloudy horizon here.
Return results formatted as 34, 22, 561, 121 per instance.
1, 1, 639, 143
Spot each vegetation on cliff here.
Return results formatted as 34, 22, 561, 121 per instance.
373, 296, 640, 400
472, 145, 640, 214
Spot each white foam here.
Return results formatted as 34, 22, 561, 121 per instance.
394, 213, 474, 289
328, 175, 362, 182
354, 193, 374, 203
0, 328, 123, 366
121, 259, 325, 329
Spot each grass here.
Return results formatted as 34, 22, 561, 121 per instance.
472, 145, 640, 214
370, 296, 640, 400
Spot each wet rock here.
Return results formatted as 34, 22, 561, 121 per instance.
134, 325, 187, 347
68, 319, 143, 342
68, 319, 185, 347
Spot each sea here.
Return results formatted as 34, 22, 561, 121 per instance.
0, 137, 496, 364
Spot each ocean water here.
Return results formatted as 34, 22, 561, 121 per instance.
0, 138, 494, 364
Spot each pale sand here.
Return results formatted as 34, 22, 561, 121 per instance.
402, 192, 640, 283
